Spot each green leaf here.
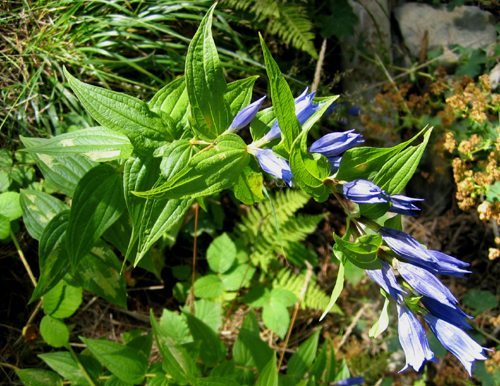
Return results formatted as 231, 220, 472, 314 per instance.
0, 191, 22, 221
333, 233, 383, 270
150, 310, 199, 384
147, 363, 169, 386
286, 330, 320, 381
39, 315, 69, 348
64, 69, 173, 152
260, 35, 301, 154
74, 242, 128, 308
320, 251, 345, 321
192, 300, 222, 333
317, 0, 358, 40
232, 167, 264, 204
185, 3, 228, 141
225, 76, 259, 118
369, 291, 390, 338
194, 274, 224, 299
16, 369, 63, 386
210, 360, 236, 379
384, 215, 403, 231
185, 312, 226, 367
21, 136, 98, 197
0, 149, 13, 168
149, 76, 189, 138
250, 106, 277, 141
309, 341, 328, 381
270, 287, 298, 307
66, 164, 126, 269
20, 190, 69, 241
42, 279, 82, 319
126, 332, 153, 360
256, 354, 278, 386
221, 264, 256, 291
39, 351, 101, 386
134, 134, 249, 200
463, 289, 499, 313
0, 170, 11, 192
0, 213, 10, 239
207, 233, 236, 273
31, 210, 71, 302
192, 377, 240, 386
81, 337, 148, 384
262, 300, 289, 339
160, 309, 190, 344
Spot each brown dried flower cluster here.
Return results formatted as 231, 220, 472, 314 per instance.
485, 350, 500, 374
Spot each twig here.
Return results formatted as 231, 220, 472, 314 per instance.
10, 230, 37, 288
312, 39, 327, 92
278, 261, 314, 370
15, 300, 43, 346
336, 303, 370, 350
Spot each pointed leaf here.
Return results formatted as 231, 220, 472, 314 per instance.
286, 330, 320, 381
39, 351, 101, 386
16, 369, 63, 386
0, 191, 22, 220
225, 76, 259, 117
333, 233, 383, 270
320, 250, 345, 320
256, 354, 278, 386
262, 300, 289, 339
194, 274, 224, 299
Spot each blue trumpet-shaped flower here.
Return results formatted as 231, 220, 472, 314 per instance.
261, 88, 323, 143
228, 95, 266, 132
342, 179, 390, 204
389, 195, 424, 217
423, 313, 489, 376
421, 297, 473, 330
396, 261, 459, 308
333, 377, 365, 385
328, 156, 342, 174
309, 129, 364, 158
366, 260, 407, 301
254, 148, 293, 187
397, 303, 437, 373
379, 227, 471, 277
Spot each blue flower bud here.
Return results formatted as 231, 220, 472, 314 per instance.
309, 129, 365, 158
328, 156, 342, 174
342, 179, 390, 204
255, 148, 293, 187
423, 313, 489, 376
228, 95, 266, 132
333, 377, 365, 385
366, 260, 407, 301
389, 194, 424, 217
397, 303, 437, 373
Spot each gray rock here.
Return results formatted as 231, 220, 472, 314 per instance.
394, 3, 496, 63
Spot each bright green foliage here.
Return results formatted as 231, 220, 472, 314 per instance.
39, 316, 70, 348
287, 330, 320, 382
16, 369, 63, 386
42, 280, 82, 319
39, 351, 102, 386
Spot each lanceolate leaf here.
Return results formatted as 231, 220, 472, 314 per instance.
39, 351, 102, 386
260, 34, 301, 154
256, 354, 278, 386
21, 128, 133, 161
66, 164, 126, 269
225, 76, 259, 118
185, 3, 228, 141
64, 68, 174, 152
286, 330, 320, 381
20, 189, 69, 241
320, 248, 345, 320
133, 134, 249, 200
15, 369, 63, 386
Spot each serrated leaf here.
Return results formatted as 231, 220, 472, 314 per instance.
207, 233, 236, 273
42, 279, 82, 319
256, 354, 278, 386
286, 330, 320, 381
185, 4, 228, 141
0, 191, 22, 221
194, 274, 224, 299
262, 300, 289, 339
66, 164, 126, 269
160, 309, 190, 344
39, 315, 69, 348
134, 134, 249, 200
333, 233, 383, 270
185, 312, 226, 367
20, 190, 69, 241
64, 69, 173, 152
232, 167, 264, 204
318, 0, 358, 40
221, 264, 256, 291
81, 337, 148, 384
16, 369, 63, 386
0, 149, 13, 168
192, 300, 222, 333
39, 351, 102, 386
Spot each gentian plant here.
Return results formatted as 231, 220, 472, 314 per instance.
12, 4, 491, 385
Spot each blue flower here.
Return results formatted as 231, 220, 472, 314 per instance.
421, 297, 473, 330
261, 88, 323, 142
328, 156, 342, 174
396, 261, 459, 308
397, 303, 437, 373
379, 227, 471, 277
333, 377, 365, 385
389, 195, 424, 217
228, 95, 266, 132
255, 148, 293, 187
309, 129, 365, 158
366, 260, 407, 301
423, 313, 489, 376
343, 179, 390, 204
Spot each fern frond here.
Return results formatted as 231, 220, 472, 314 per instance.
274, 269, 343, 314
220, 0, 256, 12
268, 4, 318, 59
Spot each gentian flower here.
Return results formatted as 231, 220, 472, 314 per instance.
379, 227, 471, 277
328, 156, 342, 174
389, 195, 425, 217
396, 261, 459, 308
254, 148, 293, 187
397, 303, 436, 373
261, 88, 323, 143
309, 129, 364, 158
228, 95, 266, 132
342, 179, 390, 204
366, 260, 407, 301
333, 377, 365, 385
423, 313, 489, 376
421, 297, 473, 330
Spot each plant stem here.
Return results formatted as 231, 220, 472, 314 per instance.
189, 201, 200, 314
312, 39, 327, 92
0, 362, 20, 371
68, 345, 97, 386
10, 230, 37, 288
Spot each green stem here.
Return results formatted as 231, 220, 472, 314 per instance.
68, 346, 96, 386
474, 325, 500, 346
10, 230, 37, 288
